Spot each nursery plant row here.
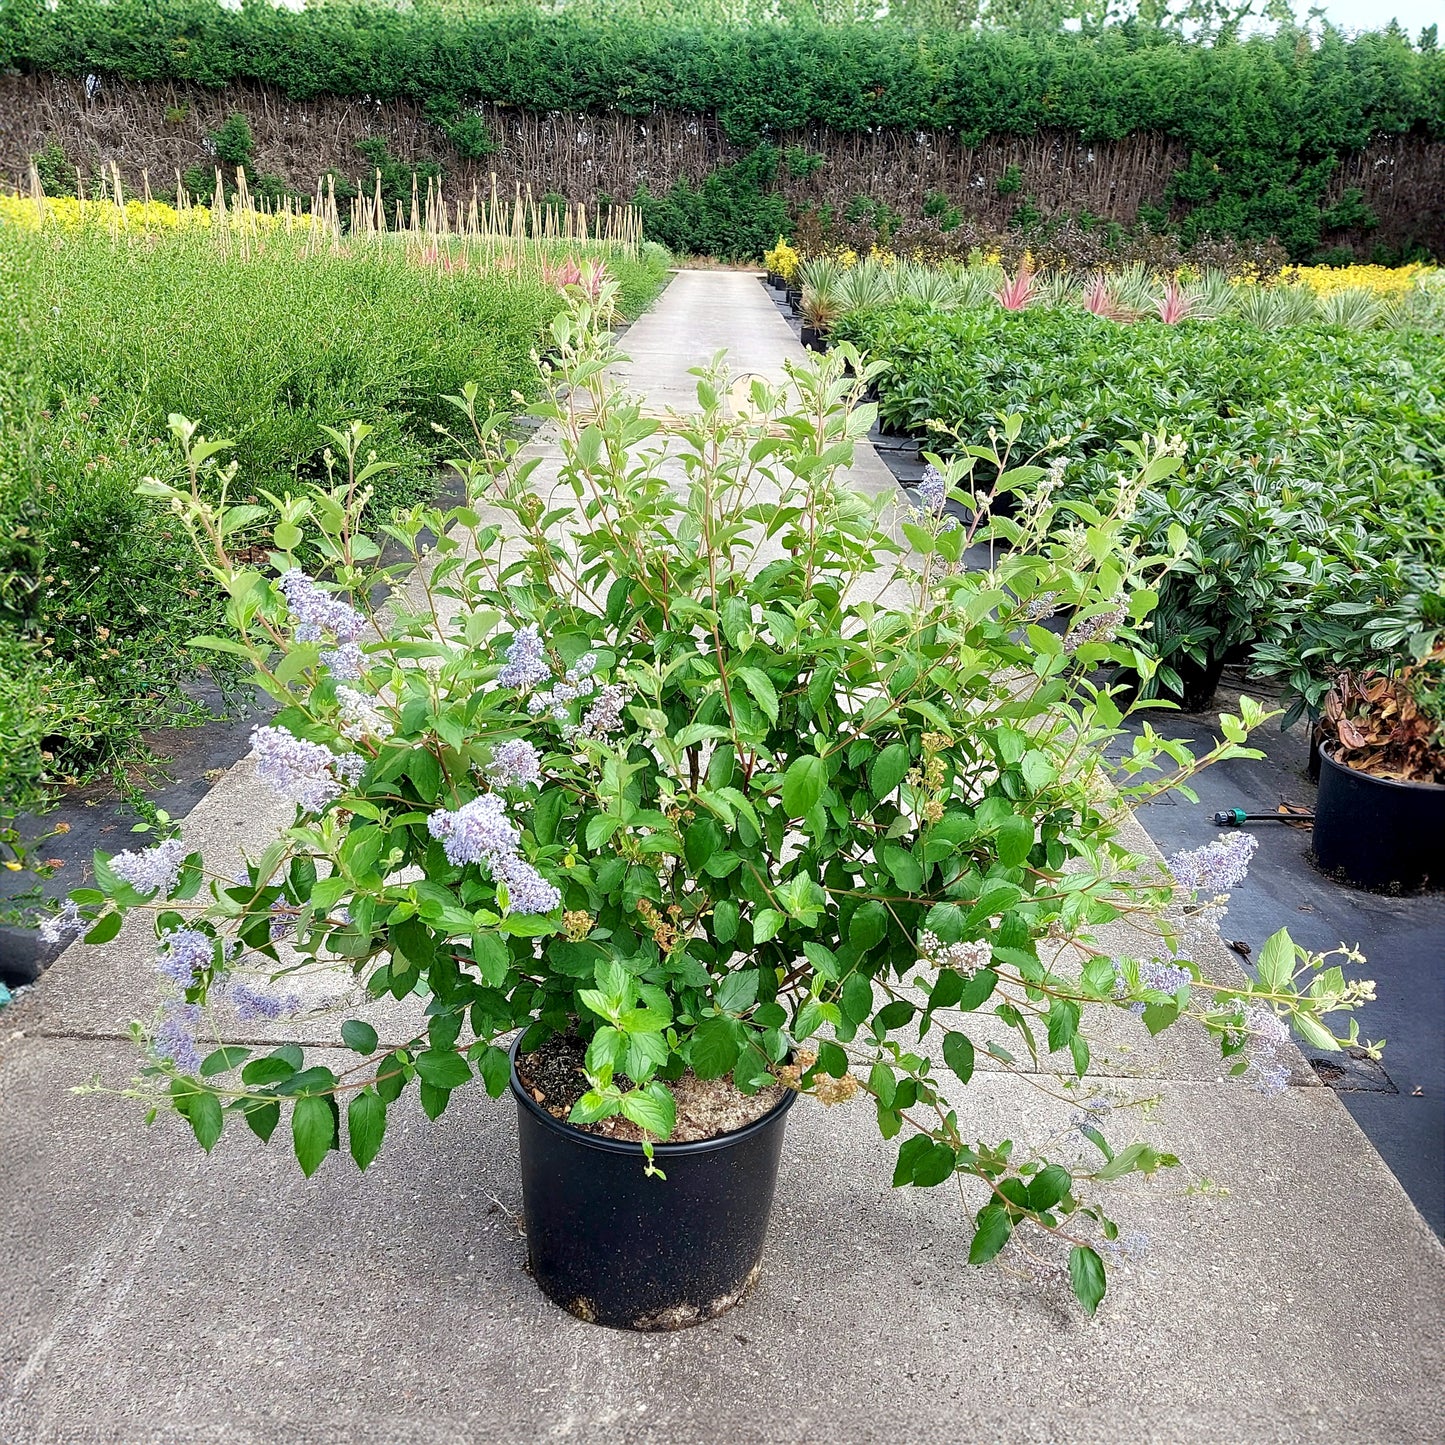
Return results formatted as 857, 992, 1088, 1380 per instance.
0, 208, 672, 817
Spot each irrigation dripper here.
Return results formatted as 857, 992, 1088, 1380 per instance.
1213, 807, 1315, 827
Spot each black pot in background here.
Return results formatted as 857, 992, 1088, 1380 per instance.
785, 287, 802, 312
1312, 742, 1445, 892
1174, 651, 1228, 713
800, 324, 828, 353
510, 1039, 796, 1331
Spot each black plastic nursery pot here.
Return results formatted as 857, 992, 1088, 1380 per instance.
799, 324, 828, 353
785, 286, 802, 312
1312, 743, 1445, 893
509, 1038, 797, 1331
1173, 651, 1228, 713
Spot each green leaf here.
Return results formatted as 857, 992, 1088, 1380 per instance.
200, 1046, 250, 1077
995, 814, 1034, 868
716, 970, 760, 1015
736, 667, 779, 725
881, 844, 923, 892
869, 743, 911, 799
684, 817, 723, 873
841, 972, 874, 1024
415, 1049, 471, 1090
690, 1015, 743, 1080
892, 1134, 933, 1186
1069, 1245, 1107, 1316
1027, 1164, 1072, 1213
752, 907, 785, 944
910, 1142, 958, 1188
942, 1031, 975, 1085
340, 1020, 380, 1055
712, 898, 739, 943
875, 999, 916, 1032
620, 1082, 676, 1140
185, 1091, 224, 1151
347, 1089, 387, 1170
968, 1203, 1013, 1264
958, 969, 998, 1012
83, 912, 123, 946
292, 1095, 335, 1177
1256, 929, 1296, 989
241, 1054, 298, 1086
781, 754, 827, 817
478, 1045, 512, 1097
240, 1097, 280, 1143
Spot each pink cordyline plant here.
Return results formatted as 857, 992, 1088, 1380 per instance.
1084, 275, 1127, 321
540, 257, 611, 301
994, 268, 1035, 311
1155, 280, 1192, 325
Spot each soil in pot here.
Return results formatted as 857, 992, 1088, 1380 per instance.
1312, 742, 1445, 893
516, 1032, 786, 1142
510, 1034, 796, 1331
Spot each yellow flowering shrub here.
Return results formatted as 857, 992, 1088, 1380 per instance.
763, 235, 800, 282
1277, 263, 1433, 298
0, 193, 321, 235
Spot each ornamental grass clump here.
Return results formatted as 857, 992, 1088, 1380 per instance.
51, 285, 1378, 1315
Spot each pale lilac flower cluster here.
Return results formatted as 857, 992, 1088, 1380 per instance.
527, 652, 600, 721
1023, 591, 1059, 622
570, 682, 627, 743
153, 1001, 203, 1073
1100, 1231, 1152, 1265
498, 624, 551, 689
230, 981, 302, 1022
1064, 606, 1126, 653
250, 726, 365, 813
427, 795, 560, 915
917, 464, 948, 514
1239, 1003, 1291, 1097
1115, 956, 1192, 1016
918, 930, 992, 977
268, 899, 297, 941
278, 569, 365, 645
322, 642, 365, 681
38, 898, 86, 945
1167, 833, 1258, 895
109, 836, 188, 897
487, 738, 544, 789
156, 927, 216, 986
335, 686, 393, 743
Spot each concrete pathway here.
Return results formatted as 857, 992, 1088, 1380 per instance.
2, 271, 1442, 1445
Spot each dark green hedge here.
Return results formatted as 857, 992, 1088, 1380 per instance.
4, 2, 1443, 255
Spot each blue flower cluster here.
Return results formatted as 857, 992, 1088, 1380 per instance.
250, 725, 365, 813
427, 794, 560, 915
498, 624, 551, 689
278, 570, 367, 680
109, 837, 188, 897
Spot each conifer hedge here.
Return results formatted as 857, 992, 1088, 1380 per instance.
3, 1, 1442, 256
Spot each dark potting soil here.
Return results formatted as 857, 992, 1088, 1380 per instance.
516, 1032, 787, 1144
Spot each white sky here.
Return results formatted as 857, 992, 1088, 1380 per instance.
1307, 1, 1441, 33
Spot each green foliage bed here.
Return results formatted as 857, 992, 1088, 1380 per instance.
0, 224, 671, 813
834, 303, 1445, 712
2, 0, 1442, 258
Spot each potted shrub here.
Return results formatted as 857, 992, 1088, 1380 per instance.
1314, 643, 1445, 891
42, 288, 1377, 1328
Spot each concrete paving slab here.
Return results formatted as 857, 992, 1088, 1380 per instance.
1, 1036, 1440, 1445
4, 270, 1442, 1444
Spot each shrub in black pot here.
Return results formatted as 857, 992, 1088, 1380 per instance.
47, 296, 1379, 1331
1313, 659, 1445, 891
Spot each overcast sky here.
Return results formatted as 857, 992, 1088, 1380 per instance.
1302, 1, 1440, 33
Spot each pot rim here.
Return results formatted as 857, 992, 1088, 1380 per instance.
508, 1032, 797, 1158
1319, 740, 1445, 794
